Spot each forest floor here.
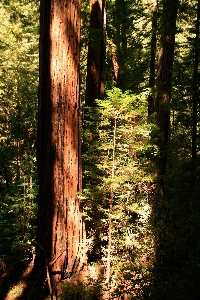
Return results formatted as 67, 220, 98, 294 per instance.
0, 257, 36, 300
0, 256, 67, 300
0, 255, 54, 300
0, 258, 115, 299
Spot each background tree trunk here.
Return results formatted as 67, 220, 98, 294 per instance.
148, 0, 158, 115
153, 0, 179, 202
36, 0, 83, 294
192, 0, 200, 161
85, 0, 105, 106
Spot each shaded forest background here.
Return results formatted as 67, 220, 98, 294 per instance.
0, 0, 200, 299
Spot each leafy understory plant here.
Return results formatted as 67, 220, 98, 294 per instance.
83, 88, 155, 298
0, 0, 39, 271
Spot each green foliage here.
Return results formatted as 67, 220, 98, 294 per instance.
0, 0, 199, 298
147, 153, 200, 300
106, 0, 152, 91
61, 281, 102, 300
0, 184, 37, 266
83, 88, 154, 297
0, 0, 39, 271
147, 3, 200, 296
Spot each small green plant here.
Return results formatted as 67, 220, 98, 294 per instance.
61, 280, 102, 300
83, 88, 155, 297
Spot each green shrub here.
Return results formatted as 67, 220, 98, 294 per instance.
61, 281, 102, 300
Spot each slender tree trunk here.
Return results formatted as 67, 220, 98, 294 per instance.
35, 0, 83, 295
190, 0, 200, 236
111, 44, 121, 86
106, 116, 116, 285
148, 0, 158, 115
85, 0, 106, 106
153, 0, 178, 202
192, 0, 200, 161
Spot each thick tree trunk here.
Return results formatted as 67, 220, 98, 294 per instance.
36, 0, 83, 295
85, 0, 105, 106
112, 0, 128, 89
153, 0, 178, 201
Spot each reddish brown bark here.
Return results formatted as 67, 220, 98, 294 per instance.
111, 0, 128, 89
111, 45, 122, 88
36, 0, 84, 294
85, 0, 105, 106
153, 0, 178, 200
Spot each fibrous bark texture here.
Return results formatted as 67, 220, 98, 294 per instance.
36, 0, 83, 293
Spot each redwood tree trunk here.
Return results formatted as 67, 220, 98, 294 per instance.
153, 0, 178, 200
36, 0, 83, 294
111, 0, 128, 89
85, 0, 105, 106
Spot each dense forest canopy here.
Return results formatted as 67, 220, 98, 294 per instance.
0, 0, 199, 299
